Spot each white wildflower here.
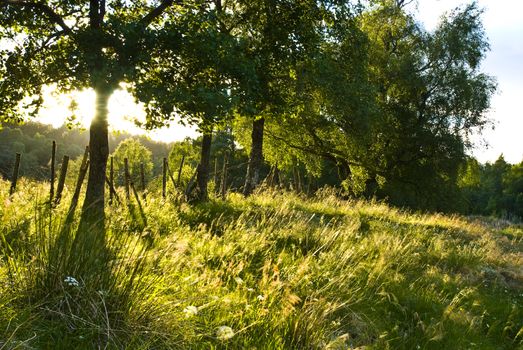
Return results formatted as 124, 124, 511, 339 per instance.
216, 326, 235, 341
234, 277, 244, 285
247, 288, 255, 292
257, 294, 265, 301
64, 276, 79, 287
183, 305, 198, 317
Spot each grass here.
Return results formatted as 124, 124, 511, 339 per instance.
0, 179, 522, 349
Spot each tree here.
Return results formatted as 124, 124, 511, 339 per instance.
250, 1, 495, 211
233, 0, 327, 195
111, 138, 153, 187
502, 160, 523, 220
459, 155, 523, 220
0, 0, 192, 232
135, 0, 256, 201
258, 5, 374, 186
357, 1, 496, 210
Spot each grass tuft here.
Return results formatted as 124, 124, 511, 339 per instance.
0, 180, 522, 349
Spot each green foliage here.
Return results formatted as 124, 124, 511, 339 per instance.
0, 122, 171, 183
0, 124, 85, 180
459, 155, 523, 221
111, 138, 153, 186
253, 1, 496, 212
1, 0, 499, 213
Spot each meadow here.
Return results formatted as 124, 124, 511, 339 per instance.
0, 178, 522, 349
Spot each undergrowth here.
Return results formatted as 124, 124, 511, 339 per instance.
0, 179, 522, 349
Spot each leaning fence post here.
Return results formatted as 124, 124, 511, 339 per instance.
54, 155, 69, 205
130, 180, 147, 226
64, 146, 89, 224
177, 155, 185, 187
162, 157, 167, 198
9, 153, 21, 196
105, 176, 121, 204
124, 158, 130, 201
50, 140, 56, 202
64, 158, 89, 226
166, 162, 177, 188
184, 165, 199, 198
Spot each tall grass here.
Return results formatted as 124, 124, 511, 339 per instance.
0, 179, 163, 349
1, 180, 522, 349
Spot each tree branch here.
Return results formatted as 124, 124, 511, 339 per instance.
139, 0, 181, 27
0, 0, 72, 34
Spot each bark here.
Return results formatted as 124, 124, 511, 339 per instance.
243, 117, 265, 196
195, 132, 212, 201
79, 86, 110, 234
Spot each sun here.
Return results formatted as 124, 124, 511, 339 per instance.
35, 85, 198, 143
38, 85, 143, 131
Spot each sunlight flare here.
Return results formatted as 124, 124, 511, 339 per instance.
35, 86, 198, 142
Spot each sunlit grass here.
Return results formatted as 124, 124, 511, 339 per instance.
0, 179, 522, 349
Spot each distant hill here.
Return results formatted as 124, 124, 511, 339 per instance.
0, 122, 173, 180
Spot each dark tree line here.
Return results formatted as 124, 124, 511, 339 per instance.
459, 156, 523, 221
4, 121, 522, 222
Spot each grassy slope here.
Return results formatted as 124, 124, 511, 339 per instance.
0, 179, 522, 349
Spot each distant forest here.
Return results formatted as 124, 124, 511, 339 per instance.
1, 121, 522, 221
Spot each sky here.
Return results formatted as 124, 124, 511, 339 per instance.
33, 0, 523, 164
415, 0, 523, 164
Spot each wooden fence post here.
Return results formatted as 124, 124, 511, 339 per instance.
105, 176, 121, 204
162, 157, 167, 198
307, 173, 313, 196
166, 162, 176, 188
9, 153, 21, 195
124, 158, 130, 201
273, 166, 280, 188
177, 155, 185, 187
213, 157, 219, 194
292, 166, 298, 192
184, 165, 199, 198
140, 162, 146, 192
64, 158, 89, 225
220, 153, 228, 199
54, 155, 69, 205
64, 146, 89, 223
130, 181, 147, 226
50, 140, 56, 202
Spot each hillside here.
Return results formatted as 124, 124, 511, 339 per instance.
0, 179, 522, 349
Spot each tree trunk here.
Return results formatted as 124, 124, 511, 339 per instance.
195, 132, 212, 201
79, 86, 111, 234
243, 117, 265, 196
